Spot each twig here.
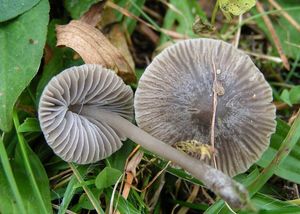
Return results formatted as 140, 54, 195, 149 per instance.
137, 24, 159, 44
242, 50, 282, 63
120, 145, 141, 198
53, 176, 72, 189
106, 1, 188, 40
110, 174, 123, 214
201, 187, 215, 204
148, 171, 166, 211
274, 102, 289, 111
177, 184, 200, 214
143, 6, 162, 21
50, 168, 72, 181
268, 0, 300, 32
211, 60, 218, 169
256, 1, 290, 70
294, 184, 300, 199
121, 150, 143, 198
131, 161, 171, 192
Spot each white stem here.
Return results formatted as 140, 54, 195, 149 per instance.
80, 106, 248, 209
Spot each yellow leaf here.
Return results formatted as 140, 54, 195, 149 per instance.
219, 0, 256, 16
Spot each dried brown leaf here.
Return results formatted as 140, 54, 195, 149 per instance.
56, 20, 136, 83
256, 1, 290, 70
80, 1, 106, 26
107, 24, 135, 72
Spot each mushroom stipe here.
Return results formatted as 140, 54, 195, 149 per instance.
39, 63, 249, 209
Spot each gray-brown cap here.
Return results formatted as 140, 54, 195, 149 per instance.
134, 38, 276, 177
38, 64, 133, 164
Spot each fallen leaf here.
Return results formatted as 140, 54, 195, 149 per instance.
56, 20, 136, 83
219, 0, 256, 16
80, 1, 106, 26
81, 4, 135, 73
107, 24, 135, 73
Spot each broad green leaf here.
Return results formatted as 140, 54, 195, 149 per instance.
95, 167, 122, 190
64, 0, 101, 19
106, 139, 135, 170
0, 0, 49, 132
0, 0, 40, 22
18, 118, 40, 133
219, 0, 256, 16
289, 86, 300, 104
280, 89, 292, 106
252, 0, 300, 59
280, 86, 300, 106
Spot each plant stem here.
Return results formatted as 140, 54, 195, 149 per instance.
0, 134, 26, 213
13, 109, 48, 214
80, 106, 249, 209
69, 163, 104, 214
248, 109, 300, 195
211, 0, 219, 25
223, 6, 300, 40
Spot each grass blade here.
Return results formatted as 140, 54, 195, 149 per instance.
58, 175, 78, 214
69, 163, 104, 214
12, 109, 48, 214
248, 109, 300, 195
0, 135, 26, 213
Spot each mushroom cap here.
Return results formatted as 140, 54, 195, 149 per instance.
39, 64, 133, 164
134, 39, 276, 176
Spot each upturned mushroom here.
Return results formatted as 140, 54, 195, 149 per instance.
135, 38, 276, 177
39, 64, 248, 208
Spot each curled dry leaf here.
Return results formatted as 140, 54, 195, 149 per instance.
79, 1, 106, 27
107, 24, 135, 72
56, 20, 136, 83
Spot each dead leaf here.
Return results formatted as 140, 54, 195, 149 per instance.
56, 20, 136, 83
80, 1, 106, 26
192, 15, 216, 34
107, 24, 135, 72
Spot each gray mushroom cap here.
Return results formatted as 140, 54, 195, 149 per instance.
39, 64, 133, 164
134, 38, 276, 177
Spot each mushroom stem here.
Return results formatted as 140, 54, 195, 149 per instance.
80, 106, 249, 209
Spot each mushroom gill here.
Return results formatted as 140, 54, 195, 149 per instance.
134, 38, 276, 177
38, 64, 133, 164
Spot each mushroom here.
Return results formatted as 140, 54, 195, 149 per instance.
134, 38, 276, 177
39, 64, 248, 209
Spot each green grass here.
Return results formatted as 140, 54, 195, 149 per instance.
0, 0, 300, 213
